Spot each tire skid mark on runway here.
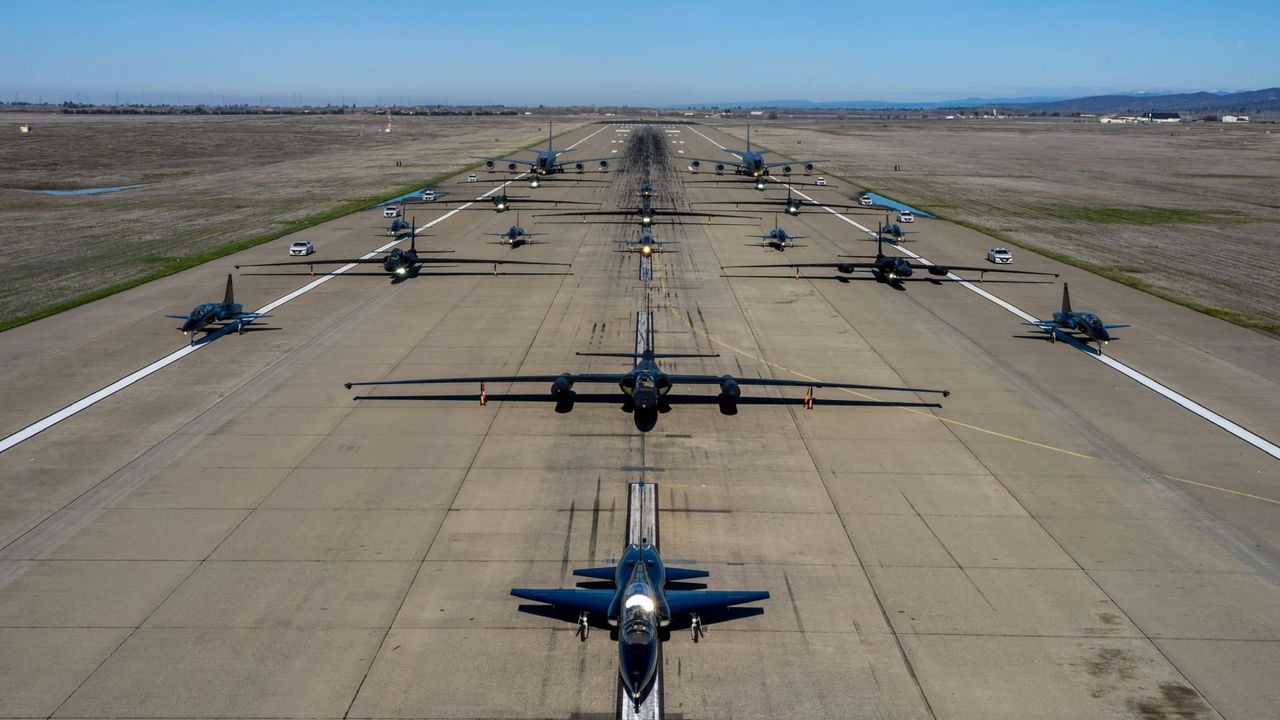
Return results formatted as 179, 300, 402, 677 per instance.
684, 124, 1280, 464
0, 125, 611, 456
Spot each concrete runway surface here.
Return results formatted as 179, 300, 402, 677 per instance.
0, 122, 1277, 719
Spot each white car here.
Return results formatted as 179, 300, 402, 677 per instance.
383, 205, 401, 218
859, 194, 874, 206
987, 247, 1013, 264
421, 190, 437, 201
467, 173, 478, 183
897, 210, 914, 223
814, 177, 827, 186
288, 240, 315, 256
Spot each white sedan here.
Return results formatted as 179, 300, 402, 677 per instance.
897, 210, 914, 223
288, 240, 315, 256
987, 247, 1013, 264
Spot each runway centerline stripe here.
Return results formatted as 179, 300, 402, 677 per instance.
683, 125, 1280, 463
0, 126, 612, 455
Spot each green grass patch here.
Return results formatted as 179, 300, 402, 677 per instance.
762, 150, 1280, 338
931, 212, 1280, 337
1028, 204, 1228, 226
0, 125, 585, 335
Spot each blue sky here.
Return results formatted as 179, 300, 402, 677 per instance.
2, 0, 1276, 105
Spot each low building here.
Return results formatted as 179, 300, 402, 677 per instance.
1141, 112, 1181, 123
1222, 114, 1250, 123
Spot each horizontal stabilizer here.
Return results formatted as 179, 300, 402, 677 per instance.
571, 567, 617, 581
510, 588, 614, 615
666, 590, 770, 616
164, 314, 192, 320
664, 567, 711, 581
1104, 324, 1131, 329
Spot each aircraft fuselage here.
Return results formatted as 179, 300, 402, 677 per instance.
181, 302, 241, 335
614, 544, 667, 709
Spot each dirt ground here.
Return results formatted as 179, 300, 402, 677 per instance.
739, 119, 1280, 333
0, 113, 586, 325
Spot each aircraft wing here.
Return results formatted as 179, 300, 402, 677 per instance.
553, 156, 612, 168
666, 374, 950, 396
477, 157, 536, 168
510, 588, 614, 615
763, 160, 818, 170
1104, 324, 1132, 329
163, 314, 193, 319
417, 258, 569, 266
236, 258, 392, 268
533, 209, 756, 220
345, 373, 627, 389
685, 156, 743, 168
699, 200, 872, 213
720, 262, 875, 270
665, 590, 769, 616
911, 262, 1059, 277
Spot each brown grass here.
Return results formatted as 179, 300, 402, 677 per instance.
0, 113, 587, 325
735, 119, 1280, 334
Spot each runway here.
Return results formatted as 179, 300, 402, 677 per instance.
1, 121, 1277, 719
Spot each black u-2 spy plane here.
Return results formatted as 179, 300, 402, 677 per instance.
723, 235, 1059, 287
1024, 284, 1129, 353
165, 275, 269, 345
686, 124, 818, 179
481, 123, 613, 176
236, 223, 567, 282
512, 542, 769, 712
344, 336, 949, 431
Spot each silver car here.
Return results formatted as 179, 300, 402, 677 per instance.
987, 247, 1013, 264
288, 240, 315, 256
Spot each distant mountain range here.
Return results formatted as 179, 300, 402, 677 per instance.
674, 88, 1280, 113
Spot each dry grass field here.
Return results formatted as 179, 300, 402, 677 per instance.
744, 119, 1280, 334
0, 113, 586, 327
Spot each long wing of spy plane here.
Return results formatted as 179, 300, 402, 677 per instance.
344, 346, 948, 431
723, 235, 1060, 284
479, 123, 614, 176
236, 224, 568, 279
511, 542, 768, 712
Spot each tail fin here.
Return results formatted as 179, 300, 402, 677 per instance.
548, 122, 553, 150
222, 274, 234, 306
1061, 283, 1072, 315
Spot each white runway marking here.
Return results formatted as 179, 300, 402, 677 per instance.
685, 125, 1280, 462
0, 126, 610, 455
